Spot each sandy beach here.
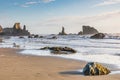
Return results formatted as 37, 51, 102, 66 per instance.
0, 48, 119, 80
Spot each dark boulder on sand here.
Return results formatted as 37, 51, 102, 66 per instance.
83, 62, 111, 76
90, 33, 105, 39
40, 46, 76, 54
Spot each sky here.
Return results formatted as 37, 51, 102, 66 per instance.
0, 0, 120, 34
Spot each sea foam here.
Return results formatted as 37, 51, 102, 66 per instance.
1, 35, 120, 70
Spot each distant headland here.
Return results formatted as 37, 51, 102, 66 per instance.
0, 23, 30, 36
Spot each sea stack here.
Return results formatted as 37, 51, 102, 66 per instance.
78, 25, 99, 35
1, 22, 30, 36
59, 27, 67, 35
13, 23, 21, 30
12, 23, 30, 36
23, 25, 26, 31
13, 23, 22, 34
83, 26, 98, 34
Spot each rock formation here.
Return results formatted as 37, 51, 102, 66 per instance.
78, 31, 83, 35
28, 35, 33, 38
28, 34, 42, 38
23, 25, 26, 31
40, 46, 76, 54
19, 36, 25, 38
51, 36, 57, 39
13, 43, 20, 48
13, 23, 22, 34
90, 33, 105, 39
0, 25, 3, 33
39, 36, 44, 38
83, 62, 111, 76
47, 36, 57, 39
83, 26, 99, 34
13, 23, 21, 30
80, 26, 99, 35
34, 35, 39, 38
1, 23, 30, 36
59, 27, 67, 35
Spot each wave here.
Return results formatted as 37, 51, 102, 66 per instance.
1, 35, 120, 70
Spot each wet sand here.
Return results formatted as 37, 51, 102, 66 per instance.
0, 48, 119, 80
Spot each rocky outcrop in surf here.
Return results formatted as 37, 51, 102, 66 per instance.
83, 62, 111, 76
40, 46, 76, 54
90, 33, 105, 39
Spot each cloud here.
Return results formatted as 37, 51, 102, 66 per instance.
35, 10, 120, 34
25, 1, 38, 5
42, 0, 55, 3
94, 0, 120, 7
21, 1, 38, 7
21, 0, 55, 7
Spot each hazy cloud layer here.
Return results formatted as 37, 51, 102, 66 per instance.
95, 0, 120, 7
35, 10, 120, 34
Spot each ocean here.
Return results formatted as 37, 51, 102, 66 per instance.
1, 34, 120, 69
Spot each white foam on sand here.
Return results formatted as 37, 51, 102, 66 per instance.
20, 49, 120, 69
110, 71, 120, 74
20, 49, 51, 56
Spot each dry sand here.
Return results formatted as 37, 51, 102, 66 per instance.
0, 48, 119, 80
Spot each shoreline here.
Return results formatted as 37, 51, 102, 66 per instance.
19, 49, 120, 71
1, 47, 120, 71
0, 48, 120, 80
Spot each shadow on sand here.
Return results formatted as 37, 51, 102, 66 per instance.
60, 70, 84, 75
